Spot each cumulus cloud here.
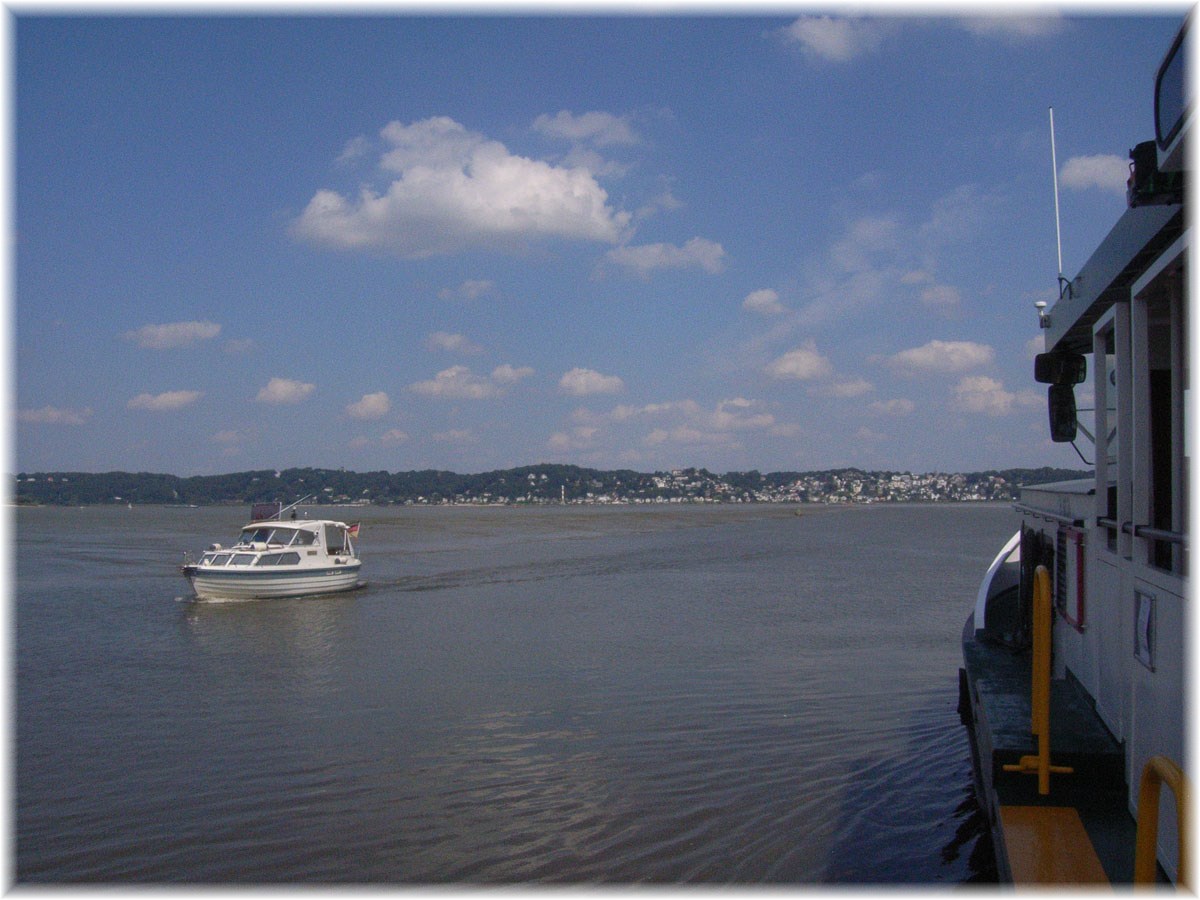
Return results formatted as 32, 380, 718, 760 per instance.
959, 14, 1065, 40
920, 284, 961, 312
425, 331, 483, 354
256, 378, 315, 404
124, 321, 221, 350
604, 237, 726, 276
292, 116, 631, 258
778, 15, 891, 62
18, 405, 92, 425
438, 279, 495, 302
346, 392, 390, 419
127, 390, 203, 412
533, 110, 639, 147
560, 367, 625, 396
742, 288, 786, 316
885, 339, 995, 375
381, 428, 410, 444
810, 378, 874, 398
870, 398, 916, 416
766, 341, 834, 381
410, 366, 500, 400
492, 364, 535, 384
951, 375, 1016, 415
1060, 154, 1129, 195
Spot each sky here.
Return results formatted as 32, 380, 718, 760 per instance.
11, 7, 1188, 477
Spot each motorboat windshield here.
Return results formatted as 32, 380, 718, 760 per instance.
236, 524, 318, 548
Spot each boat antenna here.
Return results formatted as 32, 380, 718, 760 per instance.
1049, 107, 1070, 300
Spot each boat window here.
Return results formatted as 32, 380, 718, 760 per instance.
256, 552, 302, 566
1156, 24, 1189, 150
230, 553, 256, 566
206, 553, 232, 566
290, 530, 316, 546
324, 524, 345, 555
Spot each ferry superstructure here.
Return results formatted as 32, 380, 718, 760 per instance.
959, 20, 1189, 886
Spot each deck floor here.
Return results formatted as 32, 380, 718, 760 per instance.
961, 630, 1141, 884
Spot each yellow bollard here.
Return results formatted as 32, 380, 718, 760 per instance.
1003, 565, 1073, 794
1134, 755, 1190, 889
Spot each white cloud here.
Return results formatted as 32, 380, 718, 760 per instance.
18, 405, 92, 425
1060, 154, 1129, 195
920, 283, 961, 312
870, 398, 916, 416
433, 428, 476, 443
292, 116, 631, 258
830, 215, 899, 273
778, 16, 890, 62
438, 279, 495, 302
959, 14, 1065, 40
128, 390, 203, 412
492, 364, 535, 384
410, 365, 500, 400
766, 341, 834, 381
124, 321, 221, 350
256, 377, 315, 404
548, 425, 600, 452
604, 237, 725, 276
810, 378, 874, 398
560, 367, 625, 396
346, 392, 390, 419
425, 331, 483, 354
743, 288, 786, 316
709, 397, 775, 431
951, 375, 1016, 415
885, 339, 995, 375
533, 110, 639, 147
381, 428, 410, 444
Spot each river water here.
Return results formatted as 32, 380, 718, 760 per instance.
15, 501, 1012, 883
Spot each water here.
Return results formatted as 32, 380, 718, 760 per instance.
15, 502, 1010, 883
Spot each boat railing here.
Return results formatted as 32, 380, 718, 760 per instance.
1135, 755, 1190, 888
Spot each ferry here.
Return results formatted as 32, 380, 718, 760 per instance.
959, 20, 1189, 887
181, 497, 363, 601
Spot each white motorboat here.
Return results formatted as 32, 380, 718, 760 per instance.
182, 497, 362, 600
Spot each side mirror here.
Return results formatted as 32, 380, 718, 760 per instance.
1035, 352, 1086, 385
1048, 384, 1078, 442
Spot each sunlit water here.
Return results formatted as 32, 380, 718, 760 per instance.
16, 502, 1008, 883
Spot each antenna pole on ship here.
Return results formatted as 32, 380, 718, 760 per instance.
1049, 107, 1068, 299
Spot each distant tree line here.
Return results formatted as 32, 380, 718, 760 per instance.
11, 464, 1092, 507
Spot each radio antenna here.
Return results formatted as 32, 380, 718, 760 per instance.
1049, 107, 1067, 297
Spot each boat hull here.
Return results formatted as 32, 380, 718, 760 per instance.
182, 561, 363, 600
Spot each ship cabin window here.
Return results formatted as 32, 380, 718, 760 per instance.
1136, 252, 1188, 576
1096, 323, 1123, 554
205, 553, 232, 566
230, 553, 256, 566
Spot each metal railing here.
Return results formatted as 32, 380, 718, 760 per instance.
1135, 755, 1190, 888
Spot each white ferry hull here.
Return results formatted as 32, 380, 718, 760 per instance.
184, 561, 362, 600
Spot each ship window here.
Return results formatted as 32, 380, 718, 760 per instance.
230, 553, 256, 566
1142, 270, 1188, 575
1098, 327, 1121, 553
291, 530, 316, 546
206, 553, 231, 566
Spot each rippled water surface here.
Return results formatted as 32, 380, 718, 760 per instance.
16, 502, 1010, 883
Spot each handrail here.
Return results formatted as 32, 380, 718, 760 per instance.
1002, 565, 1073, 794
1013, 503, 1085, 527
1097, 518, 1188, 546
1135, 755, 1190, 888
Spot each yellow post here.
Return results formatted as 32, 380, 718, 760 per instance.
1003, 565, 1072, 794
1134, 755, 1190, 889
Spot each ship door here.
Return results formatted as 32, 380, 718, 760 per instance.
1091, 307, 1132, 742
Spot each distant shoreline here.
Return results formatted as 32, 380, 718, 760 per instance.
13, 464, 1091, 508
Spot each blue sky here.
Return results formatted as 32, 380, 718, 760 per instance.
12, 9, 1186, 476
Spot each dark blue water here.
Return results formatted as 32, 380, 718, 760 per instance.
16, 502, 1008, 883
